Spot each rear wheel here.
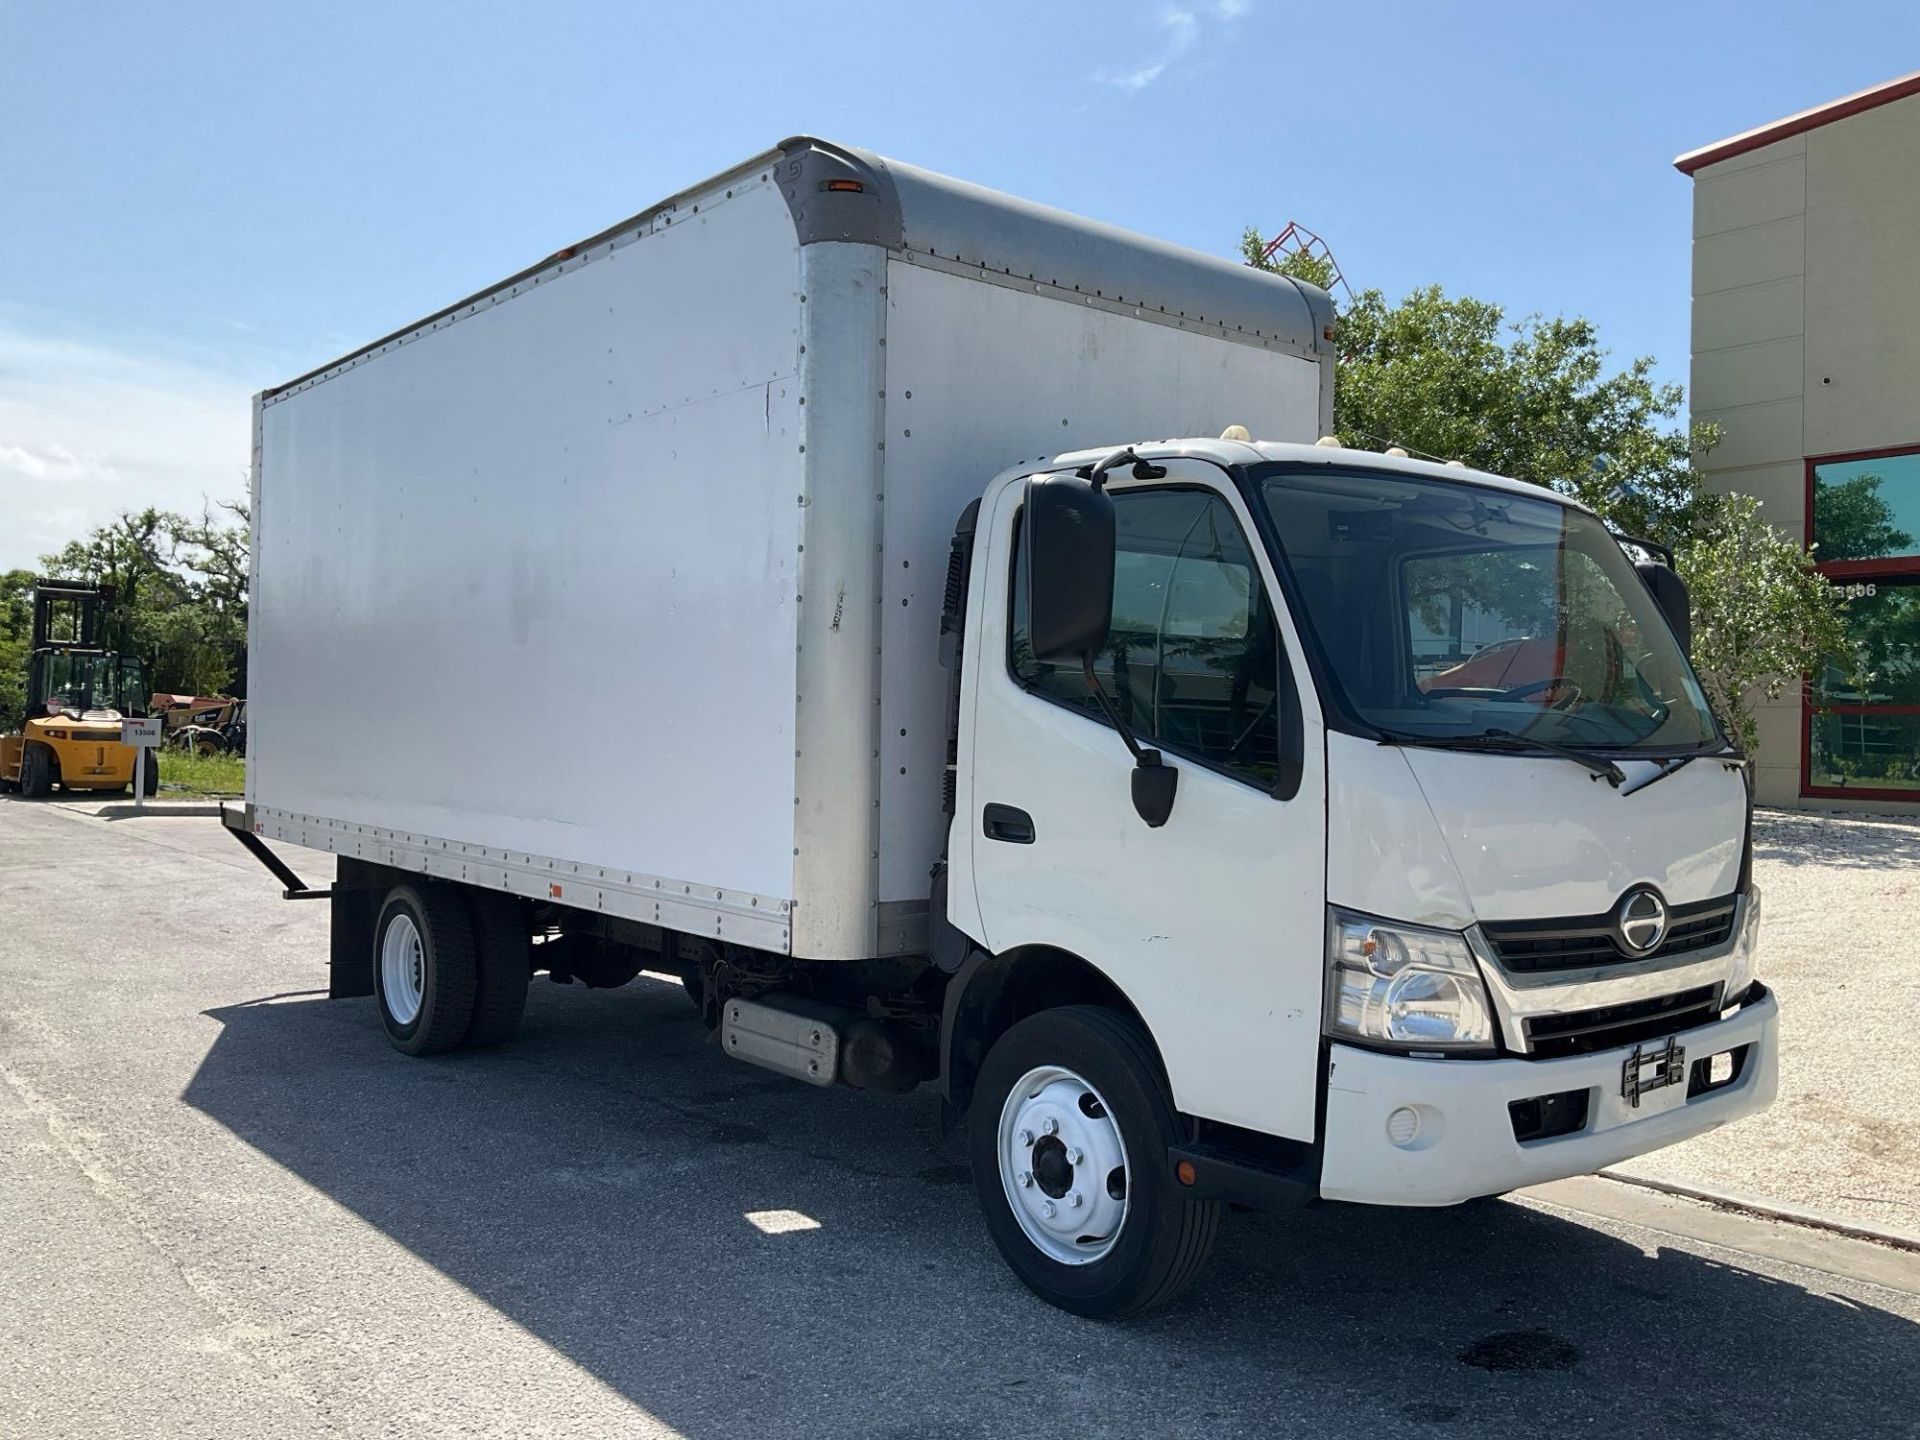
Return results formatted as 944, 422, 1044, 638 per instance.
373, 883, 478, 1055
463, 888, 530, 1047
19, 746, 51, 799
140, 754, 159, 796
967, 1005, 1219, 1318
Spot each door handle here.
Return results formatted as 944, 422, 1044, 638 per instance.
982, 803, 1035, 844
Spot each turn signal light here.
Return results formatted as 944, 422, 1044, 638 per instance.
824, 179, 865, 193
1174, 1159, 1197, 1187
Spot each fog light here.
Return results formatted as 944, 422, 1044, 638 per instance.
1386, 1106, 1421, 1146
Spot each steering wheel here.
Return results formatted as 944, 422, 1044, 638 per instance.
1495, 675, 1585, 709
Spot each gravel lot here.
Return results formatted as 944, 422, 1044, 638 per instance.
1613, 808, 1920, 1235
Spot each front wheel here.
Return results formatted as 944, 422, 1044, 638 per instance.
19, 746, 51, 799
968, 1006, 1219, 1318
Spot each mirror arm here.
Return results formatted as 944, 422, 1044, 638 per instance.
1082, 655, 1179, 829
1082, 654, 1149, 763
1078, 447, 1168, 490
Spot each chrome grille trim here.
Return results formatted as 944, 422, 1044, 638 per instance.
1468, 893, 1749, 1056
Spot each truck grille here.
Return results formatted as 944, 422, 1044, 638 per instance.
1524, 985, 1722, 1058
1481, 896, 1738, 974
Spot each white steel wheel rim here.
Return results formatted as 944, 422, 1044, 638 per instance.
381, 913, 426, 1027
997, 1064, 1130, 1266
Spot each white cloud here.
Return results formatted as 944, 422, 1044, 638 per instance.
0, 327, 252, 570
1098, 2, 1249, 92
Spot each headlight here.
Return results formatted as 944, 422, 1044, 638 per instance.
1722, 887, 1762, 1008
1325, 908, 1496, 1052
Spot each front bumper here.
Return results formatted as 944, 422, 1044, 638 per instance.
1318, 984, 1778, 1206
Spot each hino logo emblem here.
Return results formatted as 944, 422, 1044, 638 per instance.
1615, 888, 1669, 955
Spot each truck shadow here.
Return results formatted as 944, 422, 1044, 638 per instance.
184, 977, 1919, 1440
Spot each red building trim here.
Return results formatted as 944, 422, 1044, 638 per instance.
1675, 69, 1920, 175
1801, 445, 1920, 801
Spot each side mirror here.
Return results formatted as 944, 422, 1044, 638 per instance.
1023, 473, 1115, 663
1635, 561, 1692, 656
1022, 468, 1181, 829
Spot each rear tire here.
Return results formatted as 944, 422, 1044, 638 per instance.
140, 756, 159, 796
967, 1005, 1219, 1318
19, 746, 51, 799
463, 888, 530, 1048
373, 883, 478, 1056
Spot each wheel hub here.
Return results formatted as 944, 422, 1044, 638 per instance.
380, 912, 426, 1026
1031, 1136, 1073, 1198
998, 1066, 1130, 1265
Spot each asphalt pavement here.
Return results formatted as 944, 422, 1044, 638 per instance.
2, 796, 1917, 1440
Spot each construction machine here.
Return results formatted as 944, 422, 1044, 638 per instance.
153, 692, 246, 753
0, 580, 156, 798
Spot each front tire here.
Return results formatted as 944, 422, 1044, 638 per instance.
373, 884, 478, 1055
19, 746, 51, 799
968, 1006, 1219, 1318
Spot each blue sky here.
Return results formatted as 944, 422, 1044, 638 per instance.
2, 0, 1915, 567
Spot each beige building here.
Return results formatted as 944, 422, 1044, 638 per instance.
1679, 70, 1920, 810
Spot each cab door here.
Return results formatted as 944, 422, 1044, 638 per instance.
963, 459, 1328, 1143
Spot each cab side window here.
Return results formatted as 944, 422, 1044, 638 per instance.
1010, 487, 1285, 789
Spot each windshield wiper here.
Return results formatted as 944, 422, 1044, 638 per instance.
1377, 726, 1626, 788
1618, 746, 1745, 797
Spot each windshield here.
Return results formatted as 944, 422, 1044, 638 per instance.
34, 652, 147, 719
1257, 465, 1720, 752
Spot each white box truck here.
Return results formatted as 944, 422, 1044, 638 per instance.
229, 137, 1777, 1317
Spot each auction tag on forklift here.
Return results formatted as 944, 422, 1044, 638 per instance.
120, 717, 162, 747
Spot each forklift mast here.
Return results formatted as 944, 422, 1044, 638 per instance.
30, 580, 116, 650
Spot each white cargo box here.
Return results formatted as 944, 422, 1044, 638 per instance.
246, 137, 1334, 960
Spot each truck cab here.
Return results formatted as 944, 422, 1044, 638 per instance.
936, 436, 1773, 1311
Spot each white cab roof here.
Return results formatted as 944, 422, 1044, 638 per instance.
1046, 438, 1593, 514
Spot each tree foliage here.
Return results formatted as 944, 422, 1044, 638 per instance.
0, 569, 35, 724
1243, 237, 1858, 757
1678, 495, 1855, 756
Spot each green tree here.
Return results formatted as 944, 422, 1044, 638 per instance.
1680, 495, 1855, 756
0, 569, 34, 724
1241, 237, 1858, 757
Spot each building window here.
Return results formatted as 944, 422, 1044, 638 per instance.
1805, 446, 1920, 799
1811, 448, 1920, 568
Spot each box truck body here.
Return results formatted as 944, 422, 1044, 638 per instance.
232, 138, 1776, 1319
246, 138, 1333, 960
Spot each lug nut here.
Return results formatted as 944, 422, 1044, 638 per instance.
1018, 1129, 1034, 1147
1041, 1200, 1056, 1218
1041, 1117, 1058, 1136
1016, 1170, 1033, 1188
1066, 1192, 1083, 1209
1065, 1147, 1084, 1165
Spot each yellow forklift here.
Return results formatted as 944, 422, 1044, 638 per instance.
0, 580, 156, 798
